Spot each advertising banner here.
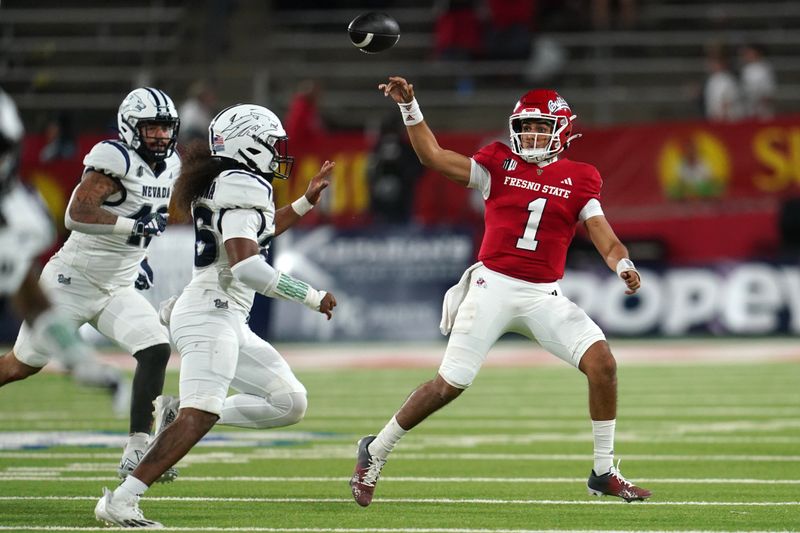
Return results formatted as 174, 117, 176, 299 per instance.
561, 262, 800, 336
266, 226, 475, 341
19, 116, 800, 265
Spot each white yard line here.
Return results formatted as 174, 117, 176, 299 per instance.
0, 496, 798, 506
1, 450, 799, 462
0, 526, 788, 533
0, 474, 798, 485
3, 430, 799, 447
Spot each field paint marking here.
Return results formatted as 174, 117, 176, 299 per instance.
0, 526, 788, 533
394, 453, 800, 462
1, 496, 798, 506
0, 430, 336, 451
3, 431, 799, 447
2, 450, 800, 462
1, 474, 799, 485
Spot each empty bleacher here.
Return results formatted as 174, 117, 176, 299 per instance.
1, 0, 798, 132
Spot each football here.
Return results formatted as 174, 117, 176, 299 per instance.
347, 12, 400, 54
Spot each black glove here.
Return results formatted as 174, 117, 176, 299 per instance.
132, 212, 168, 238
135, 257, 154, 290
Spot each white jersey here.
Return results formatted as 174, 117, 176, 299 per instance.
0, 183, 55, 295
54, 139, 180, 290
186, 168, 275, 310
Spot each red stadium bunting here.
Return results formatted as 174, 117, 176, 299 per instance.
18, 116, 800, 264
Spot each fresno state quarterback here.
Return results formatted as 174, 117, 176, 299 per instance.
349, 76, 652, 508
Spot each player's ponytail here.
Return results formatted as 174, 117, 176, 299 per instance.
169, 140, 237, 224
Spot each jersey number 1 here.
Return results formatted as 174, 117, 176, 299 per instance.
516, 198, 547, 251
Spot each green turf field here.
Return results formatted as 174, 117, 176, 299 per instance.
0, 358, 798, 531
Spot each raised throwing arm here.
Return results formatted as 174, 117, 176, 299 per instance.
380, 76, 472, 186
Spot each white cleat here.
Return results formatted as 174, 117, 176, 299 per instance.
116, 395, 181, 484
94, 487, 163, 528
117, 443, 146, 481
152, 395, 180, 436
146, 395, 180, 483
117, 446, 178, 483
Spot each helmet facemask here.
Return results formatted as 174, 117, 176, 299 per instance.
117, 88, 180, 164
236, 133, 294, 180
125, 117, 180, 163
510, 114, 570, 163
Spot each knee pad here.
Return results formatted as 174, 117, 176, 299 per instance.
219, 391, 307, 429
438, 341, 484, 390
282, 391, 307, 426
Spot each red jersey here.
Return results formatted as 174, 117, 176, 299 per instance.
472, 142, 603, 283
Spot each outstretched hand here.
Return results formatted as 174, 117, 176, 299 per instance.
621, 271, 641, 295
378, 76, 415, 104
319, 292, 337, 320
303, 160, 335, 206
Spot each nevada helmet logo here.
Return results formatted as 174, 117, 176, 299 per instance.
121, 94, 147, 114
220, 110, 276, 140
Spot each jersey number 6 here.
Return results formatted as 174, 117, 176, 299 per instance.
193, 205, 219, 267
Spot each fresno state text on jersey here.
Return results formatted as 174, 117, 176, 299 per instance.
472, 142, 602, 283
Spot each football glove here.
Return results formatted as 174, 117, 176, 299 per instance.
132, 212, 168, 238
135, 257, 154, 290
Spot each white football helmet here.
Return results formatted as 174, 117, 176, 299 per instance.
208, 103, 294, 180
117, 87, 179, 163
0, 87, 24, 191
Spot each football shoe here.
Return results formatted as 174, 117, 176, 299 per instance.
349, 435, 387, 507
587, 460, 652, 502
94, 487, 163, 528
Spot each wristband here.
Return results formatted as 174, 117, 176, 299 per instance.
398, 98, 424, 126
273, 271, 324, 311
615, 258, 637, 277
303, 289, 326, 312
291, 195, 314, 216
112, 216, 136, 235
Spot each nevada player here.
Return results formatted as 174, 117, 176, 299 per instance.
1, 88, 180, 482
94, 104, 336, 528
0, 87, 126, 411
350, 77, 651, 505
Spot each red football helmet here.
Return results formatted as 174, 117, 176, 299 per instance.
509, 89, 581, 163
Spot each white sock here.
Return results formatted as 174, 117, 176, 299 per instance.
116, 475, 148, 499
592, 419, 616, 474
368, 416, 407, 460
125, 432, 149, 452
218, 392, 307, 429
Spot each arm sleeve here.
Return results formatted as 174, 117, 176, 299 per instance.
468, 159, 491, 199
579, 198, 604, 221
230, 255, 325, 311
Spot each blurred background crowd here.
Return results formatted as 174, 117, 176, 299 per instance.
2, 0, 799, 343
